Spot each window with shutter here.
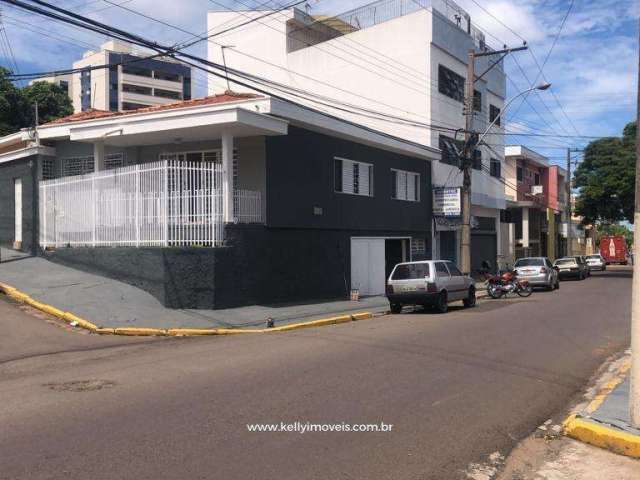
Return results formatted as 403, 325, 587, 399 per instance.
472, 150, 482, 170
391, 169, 420, 202
334, 157, 373, 197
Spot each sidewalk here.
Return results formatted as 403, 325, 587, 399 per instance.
0, 248, 388, 330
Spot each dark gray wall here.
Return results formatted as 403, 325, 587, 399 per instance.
0, 155, 39, 253
265, 126, 432, 233
44, 224, 431, 309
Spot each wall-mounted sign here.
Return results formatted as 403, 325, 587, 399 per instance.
433, 187, 461, 217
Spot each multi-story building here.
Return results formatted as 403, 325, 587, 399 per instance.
33, 40, 192, 113
207, 0, 507, 273
503, 145, 568, 264
28, 73, 73, 96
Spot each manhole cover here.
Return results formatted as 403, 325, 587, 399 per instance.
44, 380, 116, 392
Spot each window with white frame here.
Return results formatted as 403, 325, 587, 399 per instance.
334, 157, 373, 197
391, 169, 420, 202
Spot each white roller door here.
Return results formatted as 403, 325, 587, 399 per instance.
351, 238, 386, 296
14, 178, 22, 246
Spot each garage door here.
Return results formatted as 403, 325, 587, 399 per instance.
351, 238, 386, 296
471, 233, 497, 273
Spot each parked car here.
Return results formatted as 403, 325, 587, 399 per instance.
386, 260, 476, 314
585, 254, 606, 271
554, 257, 589, 280
513, 257, 559, 290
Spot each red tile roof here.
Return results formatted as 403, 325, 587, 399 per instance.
45, 92, 262, 126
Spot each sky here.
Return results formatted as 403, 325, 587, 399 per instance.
0, 0, 637, 165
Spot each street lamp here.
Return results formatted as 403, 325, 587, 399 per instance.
476, 82, 551, 147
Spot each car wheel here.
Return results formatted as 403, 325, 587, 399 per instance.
463, 287, 476, 308
554, 278, 560, 290
435, 291, 448, 314
390, 303, 402, 314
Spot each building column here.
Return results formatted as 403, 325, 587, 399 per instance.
222, 131, 234, 223
547, 208, 556, 261
522, 207, 530, 250
93, 141, 105, 171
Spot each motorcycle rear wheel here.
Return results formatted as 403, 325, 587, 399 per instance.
517, 283, 533, 297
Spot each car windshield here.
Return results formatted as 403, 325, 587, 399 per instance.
515, 258, 544, 267
586, 255, 601, 260
392, 263, 430, 280
555, 259, 576, 266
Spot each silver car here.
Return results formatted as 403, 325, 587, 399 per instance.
513, 257, 559, 290
386, 260, 476, 314
585, 254, 606, 271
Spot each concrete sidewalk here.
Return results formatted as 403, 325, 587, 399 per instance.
564, 354, 640, 459
0, 248, 388, 330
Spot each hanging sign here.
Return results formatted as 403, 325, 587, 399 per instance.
433, 187, 461, 217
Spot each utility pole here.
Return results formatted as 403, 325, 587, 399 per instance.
460, 49, 475, 275
458, 44, 528, 274
629, 19, 640, 428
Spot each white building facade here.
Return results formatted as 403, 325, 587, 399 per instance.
207, 0, 506, 272
34, 40, 193, 114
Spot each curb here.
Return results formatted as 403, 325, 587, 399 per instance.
563, 359, 640, 458
0, 282, 374, 337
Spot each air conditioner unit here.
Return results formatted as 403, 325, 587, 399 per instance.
531, 185, 544, 195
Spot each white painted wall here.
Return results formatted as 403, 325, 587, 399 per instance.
206, 6, 506, 216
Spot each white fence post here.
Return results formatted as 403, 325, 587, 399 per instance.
91, 176, 96, 248
163, 160, 169, 247
135, 163, 140, 247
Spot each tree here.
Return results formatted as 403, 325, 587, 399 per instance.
0, 68, 73, 136
21, 80, 73, 125
0, 67, 29, 136
574, 121, 636, 224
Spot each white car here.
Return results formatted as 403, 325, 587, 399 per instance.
386, 260, 476, 314
585, 254, 606, 271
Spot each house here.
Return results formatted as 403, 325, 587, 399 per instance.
31, 40, 192, 113
503, 146, 568, 264
207, 0, 507, 273
0, 93, 438, 308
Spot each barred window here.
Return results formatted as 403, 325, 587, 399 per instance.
473, 90, 482, 112
62, 156, 94, 177
439, 135, 463, 166
42, 157, 57, 180
472, 149, 482, 170
490, 158, 501, 178
105, 152, 126, 170
438, 65, 464, 103
489, 104, 501, 126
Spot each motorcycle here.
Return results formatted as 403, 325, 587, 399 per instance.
485, 270, 532, 299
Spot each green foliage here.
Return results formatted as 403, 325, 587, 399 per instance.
0, 68, 73, 136
573, 121, 636, 224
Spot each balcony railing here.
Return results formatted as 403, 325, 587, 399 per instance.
39, 160, 262, 249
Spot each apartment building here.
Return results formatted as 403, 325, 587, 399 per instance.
207, 0, 507, 273
33, 40, 192, 113
503, 145, 568, 264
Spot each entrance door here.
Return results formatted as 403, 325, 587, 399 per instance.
440, 230, 457, 262
351, 238, 386, 296
14, 178, 22, 247
471, 233, 497, 274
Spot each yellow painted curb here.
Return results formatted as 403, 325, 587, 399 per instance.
563, 358, 639, 458
564, 415, 640, 458
113, 327, 168, 336
0, 280, 376, 337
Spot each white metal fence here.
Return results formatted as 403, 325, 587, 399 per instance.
39, 160, 263, 248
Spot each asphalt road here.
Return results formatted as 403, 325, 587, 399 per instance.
0, 268, 631, 480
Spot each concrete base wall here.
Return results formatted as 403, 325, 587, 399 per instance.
0, 156, 38, 253
44, 224, 430, 309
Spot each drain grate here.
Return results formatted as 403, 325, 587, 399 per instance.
44, 380, 116, 392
